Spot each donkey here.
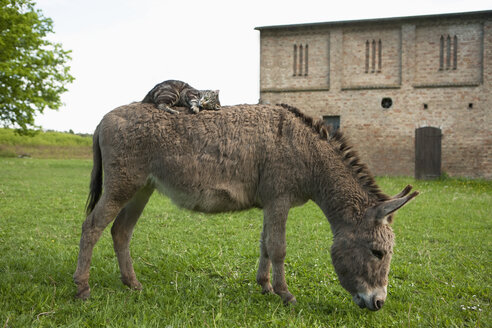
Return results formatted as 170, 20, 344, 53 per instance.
74, 102, 418, 311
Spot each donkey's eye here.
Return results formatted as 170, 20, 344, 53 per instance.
371, 249, 384, 260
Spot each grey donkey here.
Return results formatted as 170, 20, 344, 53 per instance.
74, 102, 418, 311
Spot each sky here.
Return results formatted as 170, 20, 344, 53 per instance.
33, 0, 491, 133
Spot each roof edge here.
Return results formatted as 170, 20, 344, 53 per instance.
254, 10, 492, 31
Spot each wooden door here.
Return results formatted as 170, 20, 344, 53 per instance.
415, 127, 442, 179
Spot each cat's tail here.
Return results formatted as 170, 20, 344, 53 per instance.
85, 125, 103, 215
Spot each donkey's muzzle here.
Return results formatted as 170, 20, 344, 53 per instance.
353, 287, 387, 311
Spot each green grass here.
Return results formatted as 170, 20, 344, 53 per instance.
0, 158, 490, 327
0, 128, 92, 159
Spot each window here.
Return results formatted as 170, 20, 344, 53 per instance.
439, 34, 458, 70
446, 35, 451, 69
378, 39, 382, 72
439, 36, 444, 70
372, 40, 376, 72
299, 45, 303, 76
453, 35, 458, 70
365, 39, 381, 73
293, 43, 309, 76
381, 97, 393, 109
305, 44, 309, 76
323, 115, 340, 136
293, 45, 297, 76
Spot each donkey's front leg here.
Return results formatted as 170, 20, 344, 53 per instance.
256, 226, 273, 295
258, 201, 296, 305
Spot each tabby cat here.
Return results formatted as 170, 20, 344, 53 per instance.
142, 80, 220, 114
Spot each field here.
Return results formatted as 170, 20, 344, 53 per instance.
0, 128, 92, 159
0, 157, 490, 327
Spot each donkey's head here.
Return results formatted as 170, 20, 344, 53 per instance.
331, 185, 418, 311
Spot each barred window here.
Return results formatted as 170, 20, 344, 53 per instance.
365, 39, 382, 73
293, 43, 309, 76
439, 34, 458, 70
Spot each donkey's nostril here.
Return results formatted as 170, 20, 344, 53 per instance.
374, 298, 384, 310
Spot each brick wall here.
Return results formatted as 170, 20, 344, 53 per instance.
257, 12, 492, 179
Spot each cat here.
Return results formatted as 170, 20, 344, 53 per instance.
142, 80, 220, 114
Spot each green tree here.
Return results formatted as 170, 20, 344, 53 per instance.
0, 0, 74, 133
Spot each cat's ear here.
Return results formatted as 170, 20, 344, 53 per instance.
214, 90, 220, 94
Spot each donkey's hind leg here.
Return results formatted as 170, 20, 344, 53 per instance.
111, 183, 154, 290
73, 193, 129, 300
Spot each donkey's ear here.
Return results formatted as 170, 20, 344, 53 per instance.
391, 185, 413, 199
374, 188, 419, 223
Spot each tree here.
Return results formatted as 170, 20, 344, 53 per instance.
0, 0, 74, 133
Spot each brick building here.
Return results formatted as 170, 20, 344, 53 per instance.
256, 11, 492, 179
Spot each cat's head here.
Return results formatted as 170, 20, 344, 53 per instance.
199, 90, 221, 110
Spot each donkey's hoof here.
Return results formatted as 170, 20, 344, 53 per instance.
281, 293, 297, 306
122, 278, 142, 290
286, 297, 297, 306
131, 282, 143, 290
261, 284, 274, 295
75, 285, 91, 300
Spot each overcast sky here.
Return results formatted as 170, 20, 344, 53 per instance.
34, 0, 491, 133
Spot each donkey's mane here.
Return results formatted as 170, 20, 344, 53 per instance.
278, 103, 390, 202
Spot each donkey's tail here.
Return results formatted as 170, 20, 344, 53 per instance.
85, 126, 103, 215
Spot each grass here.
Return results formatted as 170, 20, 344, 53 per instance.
0, 157, 490, 327
0, 128, 92, 159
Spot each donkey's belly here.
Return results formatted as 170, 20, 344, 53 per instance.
150, 175, 257, 213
